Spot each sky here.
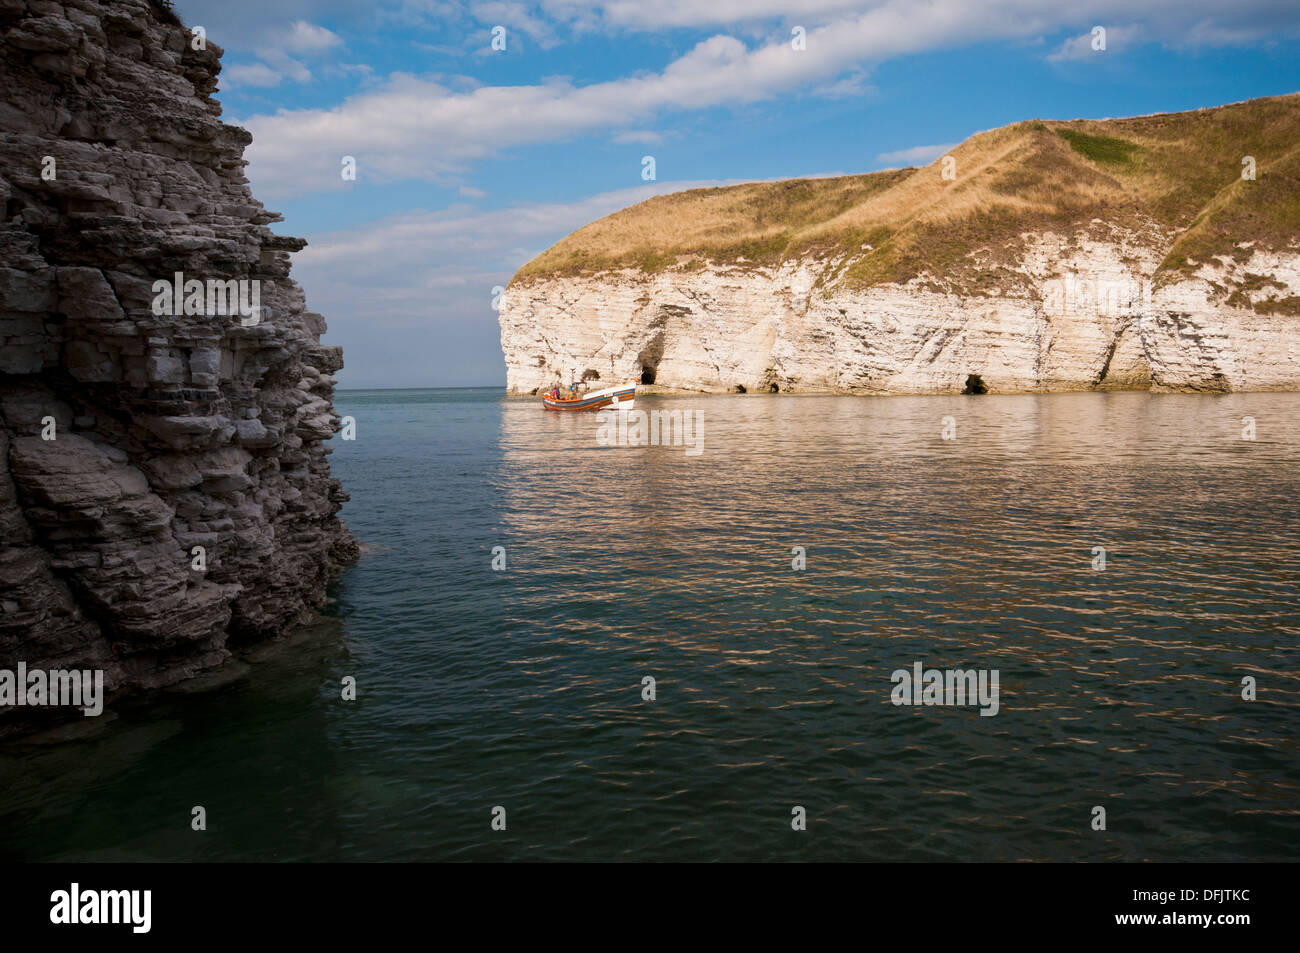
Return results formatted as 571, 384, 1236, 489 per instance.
172, 0, 1300, 388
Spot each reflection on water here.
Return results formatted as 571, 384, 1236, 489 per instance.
2, 389, 1298, 861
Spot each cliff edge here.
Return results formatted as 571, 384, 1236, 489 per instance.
501, 94, 1300, 395
0, 0, 357, 732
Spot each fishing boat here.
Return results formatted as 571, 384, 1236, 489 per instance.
541, 381, 636, 412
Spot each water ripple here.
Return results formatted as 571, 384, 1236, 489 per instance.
1, 390, 1297, 861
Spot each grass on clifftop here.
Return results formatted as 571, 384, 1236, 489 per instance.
1055, 128, 1141, 167
513, 93, 1300, 301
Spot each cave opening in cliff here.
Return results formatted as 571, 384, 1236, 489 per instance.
963, 374, 988, 395
582, 368, 600, 381
640, 365, 656, 385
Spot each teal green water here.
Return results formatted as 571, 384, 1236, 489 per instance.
2, 388, 1298, 861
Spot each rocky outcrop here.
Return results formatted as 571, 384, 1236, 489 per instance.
0, 0, 356, 733
501, 95, 1300, 395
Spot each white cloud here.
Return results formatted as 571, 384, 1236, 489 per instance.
216, 20, 348, 89
223, 62, 284, 87
242, 0, 1004, 198
876, 142, 958, 165
323, 62, 377, 83
458, 185, 488, 197
537, 0, 871, 31
282, 20, 344, 55
238, 0, 1300, 200
811, 70, 874, 99
612, 129, 663, 144
471, 1, 562, 48
540, 0, 1300, 40
255, 47, 314, 83
1046, 24, 1139, 61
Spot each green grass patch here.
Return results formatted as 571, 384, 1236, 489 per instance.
631, 249, 675, 274
1056, 129, 1140, 167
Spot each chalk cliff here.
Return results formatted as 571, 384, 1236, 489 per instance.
0, 0, 356, 732
501, 95, 1300, 394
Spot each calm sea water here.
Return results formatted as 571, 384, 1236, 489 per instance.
2, 388, 1298, 862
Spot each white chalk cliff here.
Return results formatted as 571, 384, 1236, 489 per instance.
501, 97, 1300, 395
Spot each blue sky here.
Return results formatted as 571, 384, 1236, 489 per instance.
173, 0, 1300, 388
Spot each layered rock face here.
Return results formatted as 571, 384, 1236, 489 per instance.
501, 95, 1300, 395
502, 237, 1300, 395
0, 0, 356, 731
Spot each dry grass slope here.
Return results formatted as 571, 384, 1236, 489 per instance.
513, 93, 1300, 299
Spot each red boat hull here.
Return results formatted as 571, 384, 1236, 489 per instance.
541, 385, 636, 411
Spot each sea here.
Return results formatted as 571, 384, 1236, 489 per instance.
1, 388, 1297, 861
